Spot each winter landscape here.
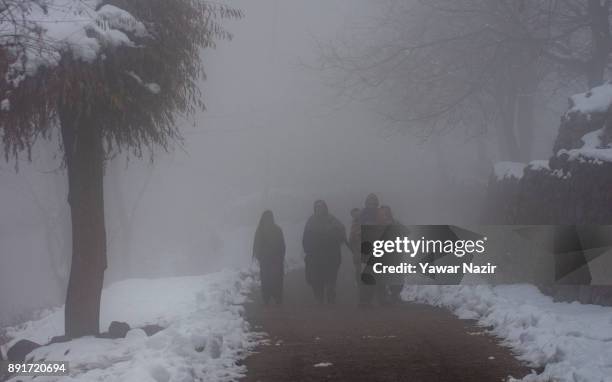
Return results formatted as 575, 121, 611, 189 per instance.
2, 1, 612, 381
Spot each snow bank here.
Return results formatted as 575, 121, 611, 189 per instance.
494, 162, 525, 181
2, 269, 258, 382
402, 284, 612, 382
567, 82, 612, 116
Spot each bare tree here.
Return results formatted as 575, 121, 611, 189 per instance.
319, 0, 612, 161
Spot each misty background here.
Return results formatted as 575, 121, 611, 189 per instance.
0, 0, 567, 325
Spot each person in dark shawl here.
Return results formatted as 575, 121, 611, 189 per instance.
253, 210, 286, 305
302, 200, 346, 304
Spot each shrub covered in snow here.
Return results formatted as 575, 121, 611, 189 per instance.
486, 82, 612, 227
555, 82, 612, 156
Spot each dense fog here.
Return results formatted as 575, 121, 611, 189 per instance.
0, 0, 566, 325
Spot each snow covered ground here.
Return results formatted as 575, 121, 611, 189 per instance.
403, 284, 612, 382
1, 269, 259, 382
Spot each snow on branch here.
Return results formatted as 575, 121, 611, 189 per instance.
125, 71, 161, 95
0, 0, 147, 87
0, 0, 242, 160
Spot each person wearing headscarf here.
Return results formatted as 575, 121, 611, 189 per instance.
302, 200, 346, 304
359, 193, 381, 225
253, 210, 286, 305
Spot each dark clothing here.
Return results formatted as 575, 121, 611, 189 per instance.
302, 212, 346, 303
253, 215, 285, 304
259, 259, 284, 304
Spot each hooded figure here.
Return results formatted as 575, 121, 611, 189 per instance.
359, 193, 381, 224
302, 200, 346, 304
253, 210, 285, 305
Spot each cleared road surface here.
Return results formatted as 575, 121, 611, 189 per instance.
242, 263, 531, 382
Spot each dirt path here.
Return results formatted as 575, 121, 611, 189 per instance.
242, 263, 531, 382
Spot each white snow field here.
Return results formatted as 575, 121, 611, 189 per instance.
403, 284, 612, 382
1, 269, 258, 382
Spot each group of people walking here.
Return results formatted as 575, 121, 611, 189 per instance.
252, 193, 407, 306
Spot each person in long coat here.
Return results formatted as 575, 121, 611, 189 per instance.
302, 200, 346, 304
253, 210, 286, 305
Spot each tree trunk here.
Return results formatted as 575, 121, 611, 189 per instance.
60, 107, 107, 338
587, 0, 611, 87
